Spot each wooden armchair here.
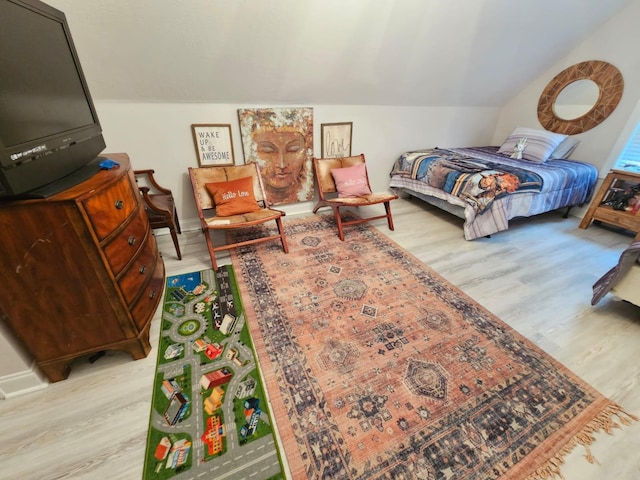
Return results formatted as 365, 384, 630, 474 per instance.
188, 163, 289, 270
134, 169, 182, 260
313, 154, 398, 241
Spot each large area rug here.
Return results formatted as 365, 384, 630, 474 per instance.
230, 215, 636, 480
142, 265, 284, 480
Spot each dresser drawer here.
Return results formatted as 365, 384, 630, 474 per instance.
84, 175, 139, 240
103, 211, 148, 275
118, 234, 158, 305
131, 253, 165, 331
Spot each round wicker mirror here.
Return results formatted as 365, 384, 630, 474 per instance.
537, 60, 623, 135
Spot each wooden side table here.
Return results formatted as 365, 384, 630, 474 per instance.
579, 169, 640, 240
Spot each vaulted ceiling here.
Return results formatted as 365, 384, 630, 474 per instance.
48, 0, 633, 107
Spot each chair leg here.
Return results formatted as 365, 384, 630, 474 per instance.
385, 202, 395, 231
276, 217, 289, 253
203, 229, 218, 270
169, 227, 182, 260
174, 210, 182, 234
333, 207, 345, 241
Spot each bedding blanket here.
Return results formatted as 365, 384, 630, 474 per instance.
389, 146, 598, 240
592, 241, 640, 305
391, 148, 543, 213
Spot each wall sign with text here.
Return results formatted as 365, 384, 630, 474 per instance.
321, 122, 352, 158
191, 124, 235, 166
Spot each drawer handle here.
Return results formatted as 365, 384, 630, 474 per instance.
114, 199, 124, 209
128, 236, 136, 246
139, 265, 146, 274
149, 290, 156, 299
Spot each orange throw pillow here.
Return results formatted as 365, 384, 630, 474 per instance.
205, 176, 261, 217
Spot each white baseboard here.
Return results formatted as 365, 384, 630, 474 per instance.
0, 365, 48, 399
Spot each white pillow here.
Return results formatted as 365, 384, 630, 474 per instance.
549, 137, 580, 159
498, 127, 567, 163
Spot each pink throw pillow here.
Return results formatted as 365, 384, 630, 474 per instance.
331, 163, 372, 198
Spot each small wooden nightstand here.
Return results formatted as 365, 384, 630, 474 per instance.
579, 169, 640, 240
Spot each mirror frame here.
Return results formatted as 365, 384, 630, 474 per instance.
537, 60, 623, 135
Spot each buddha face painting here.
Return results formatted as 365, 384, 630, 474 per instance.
253, 129, 307, 203
238, 108, 314, 206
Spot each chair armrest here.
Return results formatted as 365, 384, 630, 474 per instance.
134, 169, 172, 195
268, 207, 287, 217
139, 187, 171, 215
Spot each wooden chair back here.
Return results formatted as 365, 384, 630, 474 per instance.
189, 163, 267, 213
313, 154, 368, 199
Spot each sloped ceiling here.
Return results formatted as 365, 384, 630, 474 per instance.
48, 0, 632, 107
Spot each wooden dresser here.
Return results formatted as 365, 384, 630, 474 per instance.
0, 153, 165, 382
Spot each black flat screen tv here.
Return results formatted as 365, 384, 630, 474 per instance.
0, 0, 106, 199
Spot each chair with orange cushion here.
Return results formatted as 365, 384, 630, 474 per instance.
188, 163, 289, 270
313, 154, 398, 240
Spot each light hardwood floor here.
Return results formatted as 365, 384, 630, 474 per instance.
1, 197, 639, 480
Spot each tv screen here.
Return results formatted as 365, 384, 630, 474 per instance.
0, 0, 105, 198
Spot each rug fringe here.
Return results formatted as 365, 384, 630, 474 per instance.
525, 403, 638, 480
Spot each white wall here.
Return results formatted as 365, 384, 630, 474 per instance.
0, 323, 47, 399
96, 102, 499, 227
494, 0, 640, 178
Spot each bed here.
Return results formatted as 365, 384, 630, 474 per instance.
389, 145, 598, 240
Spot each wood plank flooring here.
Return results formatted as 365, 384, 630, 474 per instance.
1, 197, 639, 480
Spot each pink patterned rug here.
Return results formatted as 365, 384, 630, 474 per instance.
231, 215, 635, 479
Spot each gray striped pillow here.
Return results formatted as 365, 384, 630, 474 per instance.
498, 127, 567, 163
550, 137, 580, 159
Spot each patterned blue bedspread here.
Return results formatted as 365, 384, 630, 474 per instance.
391, 146, 598, 213
389, 146, 598, 239
391, 147, 544, 213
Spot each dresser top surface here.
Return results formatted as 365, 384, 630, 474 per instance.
0, 153, 131, 205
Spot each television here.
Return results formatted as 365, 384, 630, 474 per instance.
0, 0, 106, 199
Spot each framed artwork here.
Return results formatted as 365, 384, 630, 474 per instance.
191, 124, 235, 167
321, 122, 352, 158
238, 107, 314, 206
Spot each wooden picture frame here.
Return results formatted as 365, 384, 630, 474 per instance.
191, 124, 235, 166
321, 122, 352, 158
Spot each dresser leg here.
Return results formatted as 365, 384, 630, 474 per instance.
119, 326, 152, 360
37, 331, 152, 382
37, 360, 71, 383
